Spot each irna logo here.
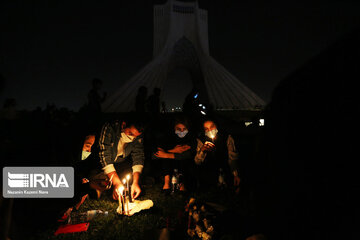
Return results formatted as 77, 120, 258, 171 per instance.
8, 172, 69, 188
3, 167, 74, 198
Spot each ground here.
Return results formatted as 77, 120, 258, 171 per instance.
30, 182, 257, 240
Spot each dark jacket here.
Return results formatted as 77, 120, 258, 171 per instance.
98, 120, 145, 169
158, 132, 197, 161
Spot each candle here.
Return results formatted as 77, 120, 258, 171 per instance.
121, 189, 125, 214
117, 186, 124, 214
124, 195, 130, 215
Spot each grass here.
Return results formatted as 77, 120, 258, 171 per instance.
31, 182, 252, 240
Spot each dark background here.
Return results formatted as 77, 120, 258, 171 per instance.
1, 0, 360, 110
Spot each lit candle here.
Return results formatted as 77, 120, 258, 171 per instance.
121, 181, 129, 215
117, 186, 124, 214
125, 195, 130, 215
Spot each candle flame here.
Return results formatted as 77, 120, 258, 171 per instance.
126, 174, 130, 180
122, 179, 126, 184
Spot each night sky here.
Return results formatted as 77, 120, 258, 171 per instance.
1, 0, 360, 111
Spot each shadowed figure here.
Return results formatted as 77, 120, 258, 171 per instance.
87, 78, 106, 113
147, 87, 161, 115
135, 86, 148, 113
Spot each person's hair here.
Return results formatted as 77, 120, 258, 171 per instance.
200, 116, 220, 131
124, 118, 146, 133
173, 114, 191, 130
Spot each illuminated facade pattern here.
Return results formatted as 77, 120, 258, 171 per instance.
102, 0, 265, 112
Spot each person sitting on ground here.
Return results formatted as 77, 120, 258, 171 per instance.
98, 118, 146, 200
75, 118, 146, 201
72, 133, 102, 202
194, 118, 241, 192
154, 116, 197, 194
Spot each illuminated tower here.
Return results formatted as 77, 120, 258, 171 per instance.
103, 0, 265, 112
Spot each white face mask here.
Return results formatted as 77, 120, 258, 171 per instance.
175, 130, 188, 138
81, 151, 91, 160
121, 132, 135, 143
205, 128, 218, 139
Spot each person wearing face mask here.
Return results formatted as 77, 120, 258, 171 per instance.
154, 116, 197, 194
96, 118, 147, 201
194, 118, 241, 192
81, 134, 95, 160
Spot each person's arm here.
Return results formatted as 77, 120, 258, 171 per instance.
155, 149, 175, 159
227, 135, 240, 187
168, 145, 190, 154
131, 171, 141, 199
130, 137, 145, 173
130, 138, 145, 199
99, 122, 122, 199
173, 143, 193, 160
194, 139, 207, 165
99, 122, 116, 173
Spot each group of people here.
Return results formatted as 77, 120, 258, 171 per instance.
73, 113, 241, 202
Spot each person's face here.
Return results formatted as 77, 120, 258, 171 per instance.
123, 126, 142, 138
174, 123, 187, 132
82, 135, 95, 152
203, 121, 217, 133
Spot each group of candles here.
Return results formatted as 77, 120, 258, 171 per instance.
116, 174, 131, 215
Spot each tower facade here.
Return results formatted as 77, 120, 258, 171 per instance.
102, 0, 265, 112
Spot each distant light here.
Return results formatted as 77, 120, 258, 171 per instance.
202, 106, 206, 109
259, 119, 265, 126
200, 111, 206, 115
245, 121, 252, 127
199, 104, 202, 107
194, 93, 198, 99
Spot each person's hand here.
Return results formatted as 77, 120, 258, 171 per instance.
131, 182, 141, 200
154, 148, 169, 158
170, 145, 191, 153
112, 182, 124, 200
179, 145, 191, 153
201, 141, 215, 152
